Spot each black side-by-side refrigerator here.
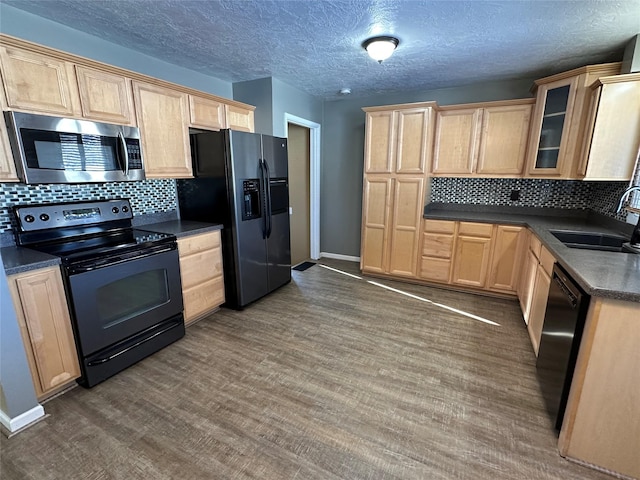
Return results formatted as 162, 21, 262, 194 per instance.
177, 129, 291, 309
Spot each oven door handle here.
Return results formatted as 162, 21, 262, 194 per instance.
87, 318, 183, 366
67, 244, 176, 274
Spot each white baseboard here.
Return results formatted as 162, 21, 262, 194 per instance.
320, 252, 361, 262
0, 405, 45, 433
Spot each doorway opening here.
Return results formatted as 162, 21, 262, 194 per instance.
284, 114, 320, 262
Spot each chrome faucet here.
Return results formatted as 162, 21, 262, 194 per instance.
615, 186, 640, 248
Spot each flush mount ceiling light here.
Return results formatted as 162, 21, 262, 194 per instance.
362, 36, 399, 63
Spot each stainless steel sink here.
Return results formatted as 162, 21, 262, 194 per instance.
549, 230, 633, 252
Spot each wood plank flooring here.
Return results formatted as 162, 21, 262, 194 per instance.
1, 259, 612, 479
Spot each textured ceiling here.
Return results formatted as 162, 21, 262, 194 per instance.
4, 0, 640, 99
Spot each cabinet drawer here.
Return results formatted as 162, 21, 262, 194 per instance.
423, 219, 456, 234
458, 222, 493, 237
179, 247, 222, 289
183, 276, 225, 324
422, 233, 454, 258
529, 234, 542, 259
420, 257, 451, 283
177, 231, 221, 256
539, 245, 556, 276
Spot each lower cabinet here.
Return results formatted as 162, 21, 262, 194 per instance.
451, 222, 494, 288
518, 232, 556, 355
8, 266, 80, 400
177, 230, 225, 325
419, 220, 526, 295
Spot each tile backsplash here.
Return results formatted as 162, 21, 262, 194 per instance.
430, 178, 629, 220
0, 179, 177, 234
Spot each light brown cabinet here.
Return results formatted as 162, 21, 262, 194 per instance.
451, 222, 493, 288
431, 100, 533, 177
225, 104, 255, 133
361, 103, 436, 278
419, 219, 456, 283
520, 233, 556, 355
0, 73, 19, 182
189, 95, 226, 130
177, 230, 225, 325
577, 73, 640, 181
526, 63, 621, 178
487, 225, 526, 292
7, 266, 81, 400
75, 65, 135, 125
132, 81, 192, 178
0, 45, 81, 116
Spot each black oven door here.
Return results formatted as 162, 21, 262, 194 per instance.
66, 248, 183, 356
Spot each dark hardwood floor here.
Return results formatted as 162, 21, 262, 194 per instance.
1, 259, 611, 479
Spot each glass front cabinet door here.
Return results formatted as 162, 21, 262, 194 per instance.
526, 76, 578, 177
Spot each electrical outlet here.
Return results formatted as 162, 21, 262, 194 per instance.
510, 189, 520, 201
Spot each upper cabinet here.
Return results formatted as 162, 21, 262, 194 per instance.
364, 103, 436, 175
431, 99, 534, 177
225, 104, 255, 133
0, 69, 19, 182
133, 81, 192, 178
0, 45, 81, 116
525, 63, 621, 178
189, 95, 226, 130
577, 73, 640, 181
75, 65, 135, 125
0, 34, 256, 179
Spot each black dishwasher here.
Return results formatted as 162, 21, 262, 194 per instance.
536, 264, 590, 431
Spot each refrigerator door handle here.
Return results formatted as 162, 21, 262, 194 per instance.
259, 159, 267, 239
264, 159, 272, 238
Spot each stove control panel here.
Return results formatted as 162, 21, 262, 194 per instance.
14, 199, 134, 232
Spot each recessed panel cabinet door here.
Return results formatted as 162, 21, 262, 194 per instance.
133, 81, 192, 178
76, 65, 135, 125
361, 177, 392, 273
488, 225, 526, 292
8, 267, 80, 399
189, 95, 226, 130
388, 177, 424, 277
0, 46, 81, 116
476, 104, 532, 175
364, 111, 395, 173
395, 109, 429, 174
225, 104, 254, 132
0, 73, 18, 181
432, 108, 482, 175
451, 235, 492, 288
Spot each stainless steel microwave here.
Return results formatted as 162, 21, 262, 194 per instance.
4, 111, 145, 184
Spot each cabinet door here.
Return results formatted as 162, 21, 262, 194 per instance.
0, 72, 18, 181
527, 265, 552, 356
579, 79, 640, 180
451, 234, 492, 288
488, 225, 526, 292
364, 110, 395, 173
189, 95, 226, 130
133, 81, 192, 178
225, 104, 255, 132
8, 267, 80, 399
360, 177, 392, 273
526, 77, 578, 177
0, 46, 81, 116
388, 177, 424, 277
395, 108, 429, 174
432, 108, 482, 175
476, 104, 532, 175
75, 65, 135, 125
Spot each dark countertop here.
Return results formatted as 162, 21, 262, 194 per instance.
1, 246, 61, 276
1, 220, 222, 275
423, 203, 640, 303
139, 220, 223, 237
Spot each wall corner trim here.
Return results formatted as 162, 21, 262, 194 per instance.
0, 404, 45, 434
